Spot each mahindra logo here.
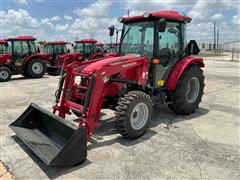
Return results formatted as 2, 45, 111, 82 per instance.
122, 62, 137, 68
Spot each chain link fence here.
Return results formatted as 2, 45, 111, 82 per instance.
198, 41, 240, 62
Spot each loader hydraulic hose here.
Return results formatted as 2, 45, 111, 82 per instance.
82, 75, 95, 117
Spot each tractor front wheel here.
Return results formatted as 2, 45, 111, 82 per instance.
168, 65, 204, 114
25, 59, 47, 78
115, 91, 152, 139
0, 67, 12, 82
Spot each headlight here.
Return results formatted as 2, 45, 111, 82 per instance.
143, 13, 150, 18
118, 17, 123, 22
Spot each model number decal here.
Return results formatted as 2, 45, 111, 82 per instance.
122, 62, 137, 68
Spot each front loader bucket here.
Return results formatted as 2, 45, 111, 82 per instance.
10, 103, 87, 166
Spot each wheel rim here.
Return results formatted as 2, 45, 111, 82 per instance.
32, 62, 43, 74
130, 102, 149, 130
0, 70, 9, 79
186, 77, 200, 103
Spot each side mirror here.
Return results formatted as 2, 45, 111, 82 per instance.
67, 49, 70, 53
186, 40, 200, 55
158, 18, 166, 32
37, 47, 40, 53
109, 25, 115, 37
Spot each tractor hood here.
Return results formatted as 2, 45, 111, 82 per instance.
81, 55, 138, 74
0, 54, 12, 64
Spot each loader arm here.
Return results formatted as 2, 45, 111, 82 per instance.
54, 56, 148, 140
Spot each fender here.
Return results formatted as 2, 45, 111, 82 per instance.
23, 53, 52, 66
166, 56, 204, 90
88, 52, 104, 60
104, 52, 118, 57
0, 54, 12, 65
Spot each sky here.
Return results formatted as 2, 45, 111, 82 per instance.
0, 0, 239, 44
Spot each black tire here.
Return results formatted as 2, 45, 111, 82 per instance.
0, 67, 12, 82
25, 59, 47, 78
115, 91, 153, 139
48, 67, 61, 76
168, 65, 204, 115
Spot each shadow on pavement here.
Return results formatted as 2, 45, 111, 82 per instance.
11, 104, 209, 179
10, 76, 50, 82
12, 135, 92, 179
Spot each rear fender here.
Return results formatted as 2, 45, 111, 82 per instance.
88, 53, 104, 60
166, 56, 204, 90
23, 53, 52, 67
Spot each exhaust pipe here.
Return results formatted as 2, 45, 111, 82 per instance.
10, 103, 87, 166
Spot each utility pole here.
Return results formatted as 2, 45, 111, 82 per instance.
127, 9, 130, 17
217, 29, 219, 50
213, 20, 216, 51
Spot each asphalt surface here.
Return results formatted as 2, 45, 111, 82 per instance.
0, 60, 239, 179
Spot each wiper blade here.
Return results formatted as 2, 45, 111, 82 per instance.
122, 24, 133, 40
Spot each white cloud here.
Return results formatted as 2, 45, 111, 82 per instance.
56, 24, 69, 32
15, 0, 28, 5
64, 15, 72, 20
211, 13, 224, 21
73, 0, 112, 18
50, 16, 61, 22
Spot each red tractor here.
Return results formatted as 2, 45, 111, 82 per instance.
0, 36, 52, 82
74, 39, 105, 60
44, 41, 81, 75
10, 11, 204, 166
96, 42, 105, 53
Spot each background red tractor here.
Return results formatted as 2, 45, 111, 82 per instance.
74, 39, 105, 60
44, 41, 81, 75
96, 42, 105, 53
0, 36, 52, 82
11, 10, 204, 166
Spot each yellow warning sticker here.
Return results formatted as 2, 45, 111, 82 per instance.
157, 80, 164, 86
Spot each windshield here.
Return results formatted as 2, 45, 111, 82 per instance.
74, 43, 83, 52
0, 43, 8, 54
75, 42, 97, 54
44, 44, 53, 54
120, 21, 154, 57
44, 44, 67, 54
29, 41, 36, 53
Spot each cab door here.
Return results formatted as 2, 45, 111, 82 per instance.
12, 40, 30, 67
153, 21, 182, 88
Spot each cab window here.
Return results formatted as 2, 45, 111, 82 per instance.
158, 22, 180, 58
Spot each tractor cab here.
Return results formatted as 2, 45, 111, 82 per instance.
116, 11, 200, 87
44, 41, 68, 64
74, 39, 98, 60
108, 43, 120, 53
7, 36, 38, 66
96, 42, 105, 53
0, 40, 9, 54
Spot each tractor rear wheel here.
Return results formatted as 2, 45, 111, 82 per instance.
115, 91, 152, 139
168, 65, 204, 114
0, 67, 12, 82
25, 59, 47, 78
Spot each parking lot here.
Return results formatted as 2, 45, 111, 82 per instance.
0, 60, 239, 179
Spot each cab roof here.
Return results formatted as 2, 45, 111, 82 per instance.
122, 10, 191, 23
46, 41, 67, 45
7, 36, 36, 41
96, 42, 104, 46
0, 40, 7, 44
75, 39, 97, 43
